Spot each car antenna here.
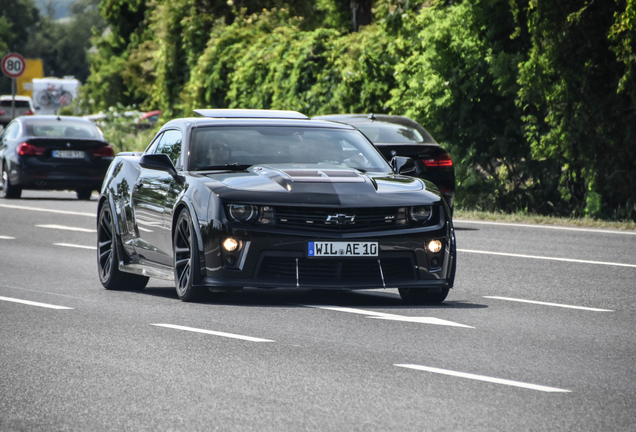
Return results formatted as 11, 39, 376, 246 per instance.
367, 113, 375, 121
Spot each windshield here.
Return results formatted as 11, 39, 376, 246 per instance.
355, 123, 433, 143
189, 126, 390, 172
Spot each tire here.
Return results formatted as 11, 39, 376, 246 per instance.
97, 204, 149, 290
173, 208, 206, 302
76, 188, 92, 200
398, 287, 450, 305
1, 163, 22, 199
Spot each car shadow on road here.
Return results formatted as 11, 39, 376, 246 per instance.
140, 285, 487, 310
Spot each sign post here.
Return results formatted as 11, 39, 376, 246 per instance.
2, 53, 27, 121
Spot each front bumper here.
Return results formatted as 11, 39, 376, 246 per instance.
198, 223, 455, 291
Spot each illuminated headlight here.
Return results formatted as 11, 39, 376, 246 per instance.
227, 204, 258, 222
410, 205, 433, 222
223, 237, 239, 252
427, 240, 442, 253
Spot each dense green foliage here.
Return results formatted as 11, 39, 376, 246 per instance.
7, 0, 636, 220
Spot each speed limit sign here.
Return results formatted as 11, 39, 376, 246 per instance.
2, 53, 26, 78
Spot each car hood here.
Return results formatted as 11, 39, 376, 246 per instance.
195, 164, 442, 206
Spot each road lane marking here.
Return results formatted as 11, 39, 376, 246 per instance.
483, 296, 614, 312
455, 219, 636, 235
302, 305, 474, 328
0, 296, 73, 310
394, 364, 571, 393
54, 243, 97, 250
36, 224, 96, 233
151, 324, 275, 342
0, 235, 15, 239
0, 203, 94, 217
458, 249, 636, 268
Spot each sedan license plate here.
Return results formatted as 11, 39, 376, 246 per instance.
308, 241, 378, 257
52, 150, 84, 159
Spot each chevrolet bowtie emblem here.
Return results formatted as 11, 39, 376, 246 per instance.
326, 214, 355, 224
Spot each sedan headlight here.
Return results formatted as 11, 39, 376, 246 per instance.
226, 204, 259, 222
409, 205, 433, 223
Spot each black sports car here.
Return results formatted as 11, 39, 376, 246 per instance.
97, 109, 456, 304
313, 114, 455, 211
0, 115, 115, 199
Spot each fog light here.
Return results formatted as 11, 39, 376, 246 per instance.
427, 240, 442, 253
224, 255, 237, 266
223, 238, 239, 252
430, 257, 442, 268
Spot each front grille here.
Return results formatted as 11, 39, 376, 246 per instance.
272, 206, 403, 232
255, 252, 417, 286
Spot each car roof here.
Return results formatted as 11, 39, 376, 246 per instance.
0, 95, 33, 101
163, 114, 356, 130
21, 115, 94, 124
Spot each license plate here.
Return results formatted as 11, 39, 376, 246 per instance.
52, 150, 84, 158
308, 241, 378, 257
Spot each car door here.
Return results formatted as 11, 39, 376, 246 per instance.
131, 129, 183, 266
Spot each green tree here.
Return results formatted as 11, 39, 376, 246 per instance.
517, 0, 636, 218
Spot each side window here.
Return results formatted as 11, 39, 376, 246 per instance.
2, 122, 19, 141
154, 130, 183, 168
144, 132, 164, 154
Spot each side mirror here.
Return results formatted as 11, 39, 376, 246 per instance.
139, 153, 178, 176
391, 156, 416, 175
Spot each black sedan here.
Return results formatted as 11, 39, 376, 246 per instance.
313, 114, 455, 211
0, 115, 114, 199
97, 109, 456, 304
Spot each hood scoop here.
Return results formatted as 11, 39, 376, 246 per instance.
280, 168, 365, 183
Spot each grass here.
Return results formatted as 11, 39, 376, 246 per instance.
454, 209, 636, 231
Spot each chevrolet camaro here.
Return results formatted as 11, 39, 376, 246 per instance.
97, 109, 456, 304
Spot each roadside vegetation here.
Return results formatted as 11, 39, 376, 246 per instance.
1, 0, 635, 223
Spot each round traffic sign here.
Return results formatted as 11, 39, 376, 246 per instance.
2, 53, 26, 78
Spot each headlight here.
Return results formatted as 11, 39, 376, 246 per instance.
410, 205, 433, 223
227, 204, 258, 222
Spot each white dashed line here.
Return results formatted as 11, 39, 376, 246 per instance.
54, 243, 97, 250
394, 364, 571, 393
455, 219, 636, 235
483, 296, 614, 312
0, 235, 15, 239
302, 305, 474, 328
0, 203, 94, 217
0, 296, 73, 310
151, 324, 275, 342
36, 224, 96, 233
458, 249, 636, 268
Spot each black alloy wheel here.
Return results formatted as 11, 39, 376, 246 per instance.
1, 164, 22, 199
398, 287, 450, 305
173, 208, 206, 302
97, 203, 148, 290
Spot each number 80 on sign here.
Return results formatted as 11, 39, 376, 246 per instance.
1, 53, 26, 78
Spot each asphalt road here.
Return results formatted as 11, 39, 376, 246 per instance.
1, 191, 635, 431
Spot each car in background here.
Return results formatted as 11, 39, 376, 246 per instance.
97, 109, 456, 304
0, 95, 35, 126
0, 115, 115, 199
134, 110, 162, 130
313, 114, 455, 211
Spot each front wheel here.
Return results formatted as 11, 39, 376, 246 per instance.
398, 287, 449, 305
173, 208, 206, 302
97, 204, 148, 290
1, 164, 22, 199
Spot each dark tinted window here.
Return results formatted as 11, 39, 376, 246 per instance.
356, 123, 435, 143
0, 100, 31, 108
154, 129, 182, 167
